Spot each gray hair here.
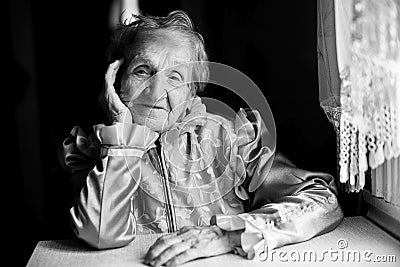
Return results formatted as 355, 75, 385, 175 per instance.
107, 10, 209, 93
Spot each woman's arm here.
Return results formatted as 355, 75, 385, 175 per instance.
214, 151, 343, 259
61, 123, 158, 249
212, 108, 343, 259
60, 59, 144, 249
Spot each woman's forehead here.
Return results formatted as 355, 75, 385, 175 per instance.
130, 30, 193, 70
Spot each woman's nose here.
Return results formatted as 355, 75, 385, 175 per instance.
145, 73, 168, 101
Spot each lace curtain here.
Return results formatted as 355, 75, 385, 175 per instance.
318, 0, 400, 192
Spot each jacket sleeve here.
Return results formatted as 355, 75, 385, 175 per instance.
213, 109, 344, 259
59, 123, 158, 249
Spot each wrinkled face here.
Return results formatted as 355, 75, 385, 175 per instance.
120, 31, 193, 132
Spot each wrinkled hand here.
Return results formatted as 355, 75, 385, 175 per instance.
144, 225, 240, 266
99, 59, 133, 124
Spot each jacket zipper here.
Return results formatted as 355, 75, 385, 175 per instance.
160, 145, 177, 232
151, 140, 177, 233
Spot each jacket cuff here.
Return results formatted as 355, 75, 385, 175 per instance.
94, 123, 159, 149
214, 213, 279, 260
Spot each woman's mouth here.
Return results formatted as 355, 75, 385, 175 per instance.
140, 103, 169, 111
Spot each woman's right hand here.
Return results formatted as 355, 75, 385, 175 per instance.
99, 59, 133, 124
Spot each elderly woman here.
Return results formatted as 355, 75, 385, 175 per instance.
60, 10, 343, 266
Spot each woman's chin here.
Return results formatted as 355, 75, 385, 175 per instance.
131, 107, 187, 133
132, 115, 173, 133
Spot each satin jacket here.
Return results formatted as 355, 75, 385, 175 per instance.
60, 97, 343, 259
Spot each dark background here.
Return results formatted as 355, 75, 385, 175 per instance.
6, 0, 362, 265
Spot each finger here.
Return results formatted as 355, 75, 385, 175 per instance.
146, 232, 177, 253
149, 241, 192, 267
144, 233, 180, 262
165, 249, 198, 267
146, 226, 194, 257
105, 59, 124, 87
101, 59, 130, 122
104, 60, 123, 103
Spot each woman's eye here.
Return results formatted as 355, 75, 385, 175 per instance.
168, 72, 183, 85
132, 67, 150, 77
169, 75, 181, 82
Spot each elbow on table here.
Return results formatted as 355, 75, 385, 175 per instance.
323, 193, 345, 233
70, 211, 135, 249
335, 198, 344, 225
74, 223, 135, 249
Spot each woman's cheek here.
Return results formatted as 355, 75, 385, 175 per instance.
120, 79, 144, 104
168, 85, 191, 110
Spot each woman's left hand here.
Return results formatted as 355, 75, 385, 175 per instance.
99, 59, 134, 124
144, 225, 240, 266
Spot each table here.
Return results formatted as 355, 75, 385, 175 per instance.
27, 216, 399, 266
